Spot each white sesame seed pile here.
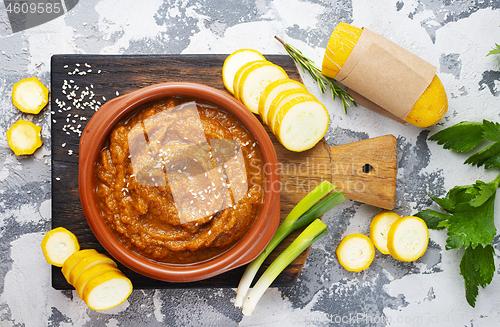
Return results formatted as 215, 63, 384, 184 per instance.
54, 62, 111, 159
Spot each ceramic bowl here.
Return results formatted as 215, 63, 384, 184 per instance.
79, 82, 280, 282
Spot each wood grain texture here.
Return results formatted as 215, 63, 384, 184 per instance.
51, 55, 398, 290
329, 135, 398, 210
50, 54, 331, 290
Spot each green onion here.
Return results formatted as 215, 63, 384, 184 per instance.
241, 219, 328, 316
234, 180, 345, 307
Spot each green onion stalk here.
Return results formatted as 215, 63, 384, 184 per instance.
234, 180, 345, 307
241, 218, 329, 316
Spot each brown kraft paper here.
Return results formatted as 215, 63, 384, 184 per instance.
336, 28, 437, 121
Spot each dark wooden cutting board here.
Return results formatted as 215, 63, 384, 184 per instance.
50, 54, 333, 290
50, 54, 399, 290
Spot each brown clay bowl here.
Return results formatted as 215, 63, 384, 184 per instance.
79, 82, 280, 282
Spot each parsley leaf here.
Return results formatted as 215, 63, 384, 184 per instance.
418, 179, 498, 250
429, 119, 500, 169
459, 244, 495, 307
427, 185, 473, 213
470, 180, 498, 207
416, 174, 500, 307
414, 209, 448, 230
444, 191, 496, 250
481, 120, 500, 142
428, 121, 483, 152
486, 43, 500, 56
423, 121, 500, 306
464, 142, 500, 169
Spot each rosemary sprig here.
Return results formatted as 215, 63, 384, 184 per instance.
275, 36, 356, 113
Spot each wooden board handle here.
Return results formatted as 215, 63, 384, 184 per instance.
329, 135, 397, 210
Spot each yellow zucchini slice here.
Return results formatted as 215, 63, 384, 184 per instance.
12, 77, 49, 114
232, 60, 268, 101
6, 119, 43, 156
274, 98, 329, 152
61, 249, 99, 283
258, 78, 307, 124
266, 89, 315, 133
387, 216, 429, 262
74, 263, 120, 298
222, 49, 266, 95
238, 62, 288, 114
40, 227, 80, 267
82, 270, 133, 311
68, 252, 117, 286
369, 211, 400, 255
336, 233, 375, 272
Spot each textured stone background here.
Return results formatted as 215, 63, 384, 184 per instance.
0, 0, 499, 326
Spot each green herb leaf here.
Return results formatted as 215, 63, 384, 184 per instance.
444, 192, 496, 250
469, 180, 497, 207
427, 185, 475, 214
414, 209, 449, 230
481, 119, 500, 142
486, 43, 500, 57
422, 123, 500, 306
428, 121, 483, 152
430, 120, 500, 169
464, 142, 500, 169
419, 178, 499, 250
459, 244, 495, 307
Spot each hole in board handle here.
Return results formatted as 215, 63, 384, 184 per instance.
362, 164, 373, 174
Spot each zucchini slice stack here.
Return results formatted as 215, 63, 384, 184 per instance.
223, 49, 329, 152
